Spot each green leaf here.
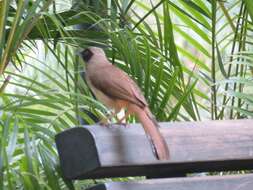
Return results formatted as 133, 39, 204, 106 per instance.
216, 43, 228, 78
244, 0, 253, 21
168, 80, 198, 121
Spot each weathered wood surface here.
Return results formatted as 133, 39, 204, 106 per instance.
55, 119, 253, 179
87, 174, 253, 190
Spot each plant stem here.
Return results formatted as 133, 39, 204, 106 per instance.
218, 2, 244, 119
230, 5, 247, 118
218, 1, 236, 32
211, 0, 217, 120
237, 13, 248, 118
0, 75, 11, 94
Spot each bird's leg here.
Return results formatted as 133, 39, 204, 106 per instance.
98, 111, 119, 127
98, 117, 109, 126
116, 110, 131, 127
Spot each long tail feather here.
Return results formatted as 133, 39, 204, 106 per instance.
135, 107, 170, 160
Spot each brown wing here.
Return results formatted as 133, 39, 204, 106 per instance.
88, 65, 148, 108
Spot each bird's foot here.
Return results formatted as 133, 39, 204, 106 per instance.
122, 123, 129, 128
115, 122, 129, 128
97, 118, 110, 127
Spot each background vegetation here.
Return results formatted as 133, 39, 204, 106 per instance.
0, 0, 252, 189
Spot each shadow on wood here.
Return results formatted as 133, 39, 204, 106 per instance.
86, 174, 253, 190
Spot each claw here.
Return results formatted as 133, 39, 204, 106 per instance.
97, 118, 110, 127
122, 123, 129, 128
99, 122, 110, 127
115, 122, 129, 128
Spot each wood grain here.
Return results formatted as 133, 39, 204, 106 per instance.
55, 119, 253, 179
87, 174, 253, 190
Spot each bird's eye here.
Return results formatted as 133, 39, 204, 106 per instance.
82, 49, 89, 57
81, 49, 93, 62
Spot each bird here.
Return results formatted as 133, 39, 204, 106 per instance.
79, 46, 169, 160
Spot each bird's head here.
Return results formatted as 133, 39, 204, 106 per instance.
79, 47, 106, 63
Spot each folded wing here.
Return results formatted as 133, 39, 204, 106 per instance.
89, 65, 148, 108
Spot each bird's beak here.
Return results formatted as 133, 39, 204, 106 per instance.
76, 51, 82, 56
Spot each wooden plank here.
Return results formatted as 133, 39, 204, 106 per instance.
55, 119, 253, 179
86, 174, 253, 190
